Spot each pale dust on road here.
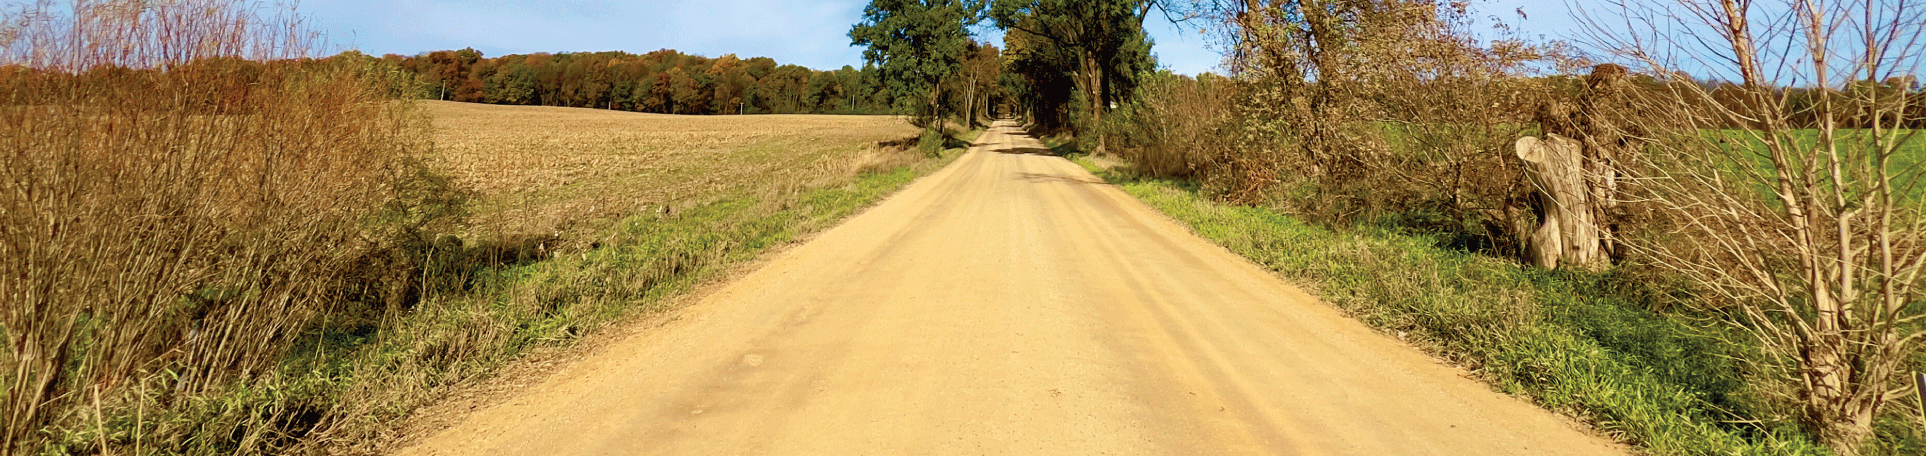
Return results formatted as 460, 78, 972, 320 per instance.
395, 121, 1625, 455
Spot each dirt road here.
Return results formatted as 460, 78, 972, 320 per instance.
396, 121, 1623, 455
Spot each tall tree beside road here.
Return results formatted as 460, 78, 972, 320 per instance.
954, 40, 1007, 128
990, 0, 1159, 153
849, 0, 979, 131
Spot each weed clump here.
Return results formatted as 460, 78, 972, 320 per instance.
918, 129, 948, 157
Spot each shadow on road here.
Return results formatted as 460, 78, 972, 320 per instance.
1014, 171, 1109, 186
996, 146, 1058, 156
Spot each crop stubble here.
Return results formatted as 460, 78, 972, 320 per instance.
420, 101, 920, 237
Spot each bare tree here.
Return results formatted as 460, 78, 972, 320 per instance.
1584, 0, 1924, 453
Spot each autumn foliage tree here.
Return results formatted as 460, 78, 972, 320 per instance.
951, 40, 1008, 128
991, 0, 1159, 152
383, 48, 897, 115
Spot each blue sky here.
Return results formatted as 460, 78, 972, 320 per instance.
303, 0, 1582, 76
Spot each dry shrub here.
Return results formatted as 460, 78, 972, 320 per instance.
1106, 72, 1238, 180
856, 137, 932, 176
1187, 0, 1557, 252
1584, 1, 1926, 451
0, 1, 433, 452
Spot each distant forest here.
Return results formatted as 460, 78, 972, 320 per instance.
375, 48, 899, 115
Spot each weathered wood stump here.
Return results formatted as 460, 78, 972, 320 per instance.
1515, 134, 1602, 270
1517, 64, 1642, 270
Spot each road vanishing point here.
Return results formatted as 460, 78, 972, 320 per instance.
397, 121, 1624, 455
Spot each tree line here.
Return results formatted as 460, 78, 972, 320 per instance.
1544, 72, 1926, 129
373, 48, 899, 115
848, 0, 1160, 138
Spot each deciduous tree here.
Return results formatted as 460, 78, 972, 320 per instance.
850, 0, 978, 130
990, 0, 1160, 152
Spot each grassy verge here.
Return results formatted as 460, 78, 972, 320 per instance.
43, 120, 975, 455
318, 147, 965, 452
1065, 153, 1842, 455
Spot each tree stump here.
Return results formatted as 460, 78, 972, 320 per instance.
1517, 64, 1642, 270
1535, 64, 1643, 262
1515, 134, 1602, 270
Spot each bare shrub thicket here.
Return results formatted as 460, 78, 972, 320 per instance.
1585, 0, 1925, 453
0, 1, 439, 453
1145, 1, 1556, 252
1102, 72, 1237, 179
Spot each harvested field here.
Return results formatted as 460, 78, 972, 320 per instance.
312, 103, 958, 455
421, 101, 921, 237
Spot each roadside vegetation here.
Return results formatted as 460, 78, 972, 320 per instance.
1, 0, 431, 452
0, 1, 974, 454
1001, 0, 1925, 455
1072, 156, 1846, 454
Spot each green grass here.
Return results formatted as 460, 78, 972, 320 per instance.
1067, 154, 1835, 455
1704, 128, 1926, 201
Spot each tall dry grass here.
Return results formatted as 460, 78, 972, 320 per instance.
0, 1, 430, 453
